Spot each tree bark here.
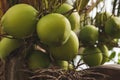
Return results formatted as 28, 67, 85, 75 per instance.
86, 64, 120, 80
1, 57, 120, 80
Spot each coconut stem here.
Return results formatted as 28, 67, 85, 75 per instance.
112, 0, 117, 15
117, 0, 120, 16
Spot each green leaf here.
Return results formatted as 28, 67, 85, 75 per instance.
117, 52, 120, 64
108, 51, 116, 61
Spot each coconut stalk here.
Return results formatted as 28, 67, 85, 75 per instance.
117, 0, 120, 16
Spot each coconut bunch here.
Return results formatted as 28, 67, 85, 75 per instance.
0, 0, 119, 80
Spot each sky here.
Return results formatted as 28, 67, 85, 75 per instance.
89, 0, 113, 18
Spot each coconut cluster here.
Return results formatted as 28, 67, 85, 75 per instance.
0, 3, 80, 70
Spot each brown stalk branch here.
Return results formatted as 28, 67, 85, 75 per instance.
117, 0, 120, 16
112, 0, 117, 15
86, 0, 102, 13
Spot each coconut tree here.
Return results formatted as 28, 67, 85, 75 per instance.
0, 0, 120, 80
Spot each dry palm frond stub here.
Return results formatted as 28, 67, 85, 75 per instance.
27, 68, 108, 80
